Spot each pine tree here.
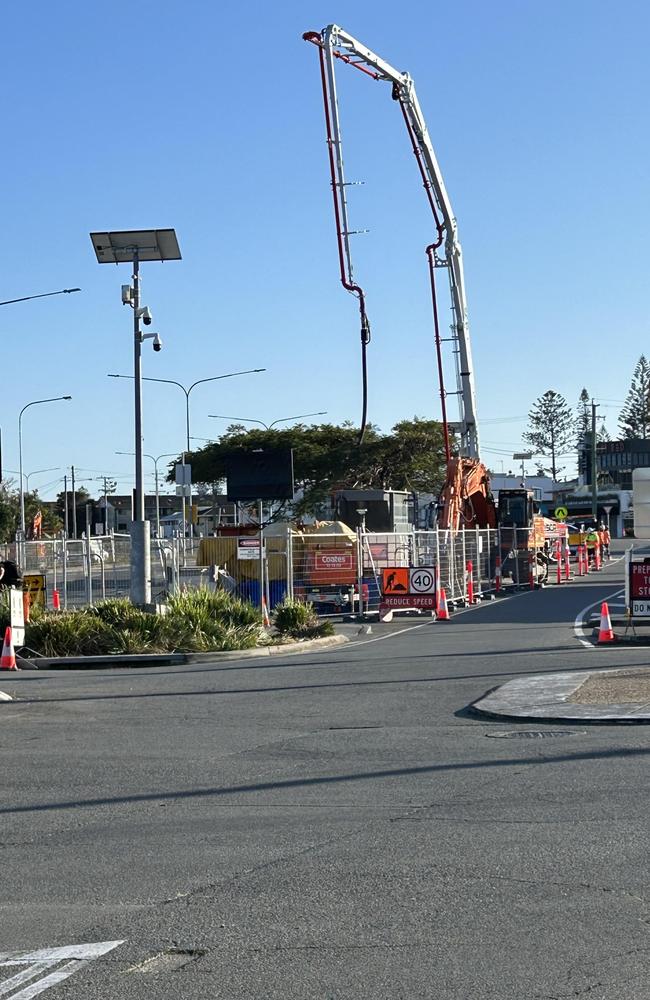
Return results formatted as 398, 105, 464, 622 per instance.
523, 389, 574, 480
619, 355, 650, 439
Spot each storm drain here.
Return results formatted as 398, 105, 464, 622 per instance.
485, 730, 585, 739
128, 949, 205, 974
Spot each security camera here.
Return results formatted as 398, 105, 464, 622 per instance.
136, 305, 153, 325
152, 333, 162, 352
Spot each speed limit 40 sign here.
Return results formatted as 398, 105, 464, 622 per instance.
409, 567, 437, 593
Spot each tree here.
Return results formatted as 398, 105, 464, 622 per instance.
174, 418, 449, 518
523, 390, 574, 480
619, 355, 650, 439
0, 482, 62, 542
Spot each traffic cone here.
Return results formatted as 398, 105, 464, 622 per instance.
0, 627, 17, 670
597, 602, 615, 643
261, 596, 270, 628
437, 588, 450, 621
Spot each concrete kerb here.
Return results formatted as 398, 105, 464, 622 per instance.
15, 634, 348, 671
472, 669, 650, 723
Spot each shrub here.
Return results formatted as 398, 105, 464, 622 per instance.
20, 589, 265, 657
272, 598, 335, 640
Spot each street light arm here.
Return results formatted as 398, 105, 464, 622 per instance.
187, 369, 267, 395
19, 395, 72, 422
269, 411, 328, 428
0, 288, 81, 307
208, 414, 270, 429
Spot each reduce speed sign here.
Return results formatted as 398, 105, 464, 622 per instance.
409, 567, 437, 594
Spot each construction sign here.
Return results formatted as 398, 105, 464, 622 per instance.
23, 573, 46, 609
382, 568, 409, 594
382, 566, 438, 609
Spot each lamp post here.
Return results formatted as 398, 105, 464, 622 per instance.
0, 288, 80, 307
116, 450, 178, 538
208, 411, 327, 430
19, 397, 72, 534
91, 228, 181, 605
108, 368, 265, 540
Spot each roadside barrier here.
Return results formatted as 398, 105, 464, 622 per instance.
466, 560, 474, 605
261, 595, 271, 627
564, 544, 571, 581
437, 589, 450, 620
555, 541, 562, 585
494, 555, 501, 594
52, 589, 61, 611
528, 553, 535, 590
594, 545, 602, 571
0, 627, 17, 670
597, 602, 615, 643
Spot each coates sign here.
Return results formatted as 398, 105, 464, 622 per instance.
310, 550, 356, 584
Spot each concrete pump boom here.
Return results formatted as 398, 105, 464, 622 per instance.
304, 24, 480, 460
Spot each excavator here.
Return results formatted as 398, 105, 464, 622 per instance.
303, 24, 496, 533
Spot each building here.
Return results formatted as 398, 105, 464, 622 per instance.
595, 438, 650, 491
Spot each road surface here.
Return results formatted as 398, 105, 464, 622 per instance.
1, 540, 649, 998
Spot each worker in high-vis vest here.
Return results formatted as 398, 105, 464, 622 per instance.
599, 523, 611, 559
585, 527, 600, 565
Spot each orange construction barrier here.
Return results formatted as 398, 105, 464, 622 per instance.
261, 596, 271, 627
597, 602, 615, 643
437, 588, 450, 621
0, 627, 17, 670
52, 589, 61, 611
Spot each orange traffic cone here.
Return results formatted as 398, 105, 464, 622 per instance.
437, 588, 450, 621
597, 602, 615, 643
261, 596, 271, 628
0, 626, 17, 670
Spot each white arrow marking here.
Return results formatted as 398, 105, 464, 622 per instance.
0, 941, 123, 998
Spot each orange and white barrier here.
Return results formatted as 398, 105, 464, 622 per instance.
437, 588, 450, 620
0, 627, 17, 670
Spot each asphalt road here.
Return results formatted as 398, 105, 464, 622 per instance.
2, 540, 650, 999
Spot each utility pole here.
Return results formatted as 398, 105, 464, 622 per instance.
63, 474, 69, 537
591, 400, 599, 522
71, 465, 77, 540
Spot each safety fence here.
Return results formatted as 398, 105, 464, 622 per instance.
4, 525, 600, 614
4, 535, 210, 610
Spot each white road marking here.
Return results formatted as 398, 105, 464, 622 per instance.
574, 589, 624, 648
0, 941, 124, 998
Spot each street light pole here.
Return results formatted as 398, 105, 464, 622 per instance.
108, 368, 266, 541
116, 451, 178, 538
19, 397, 71, 534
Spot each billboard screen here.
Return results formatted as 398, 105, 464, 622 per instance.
225, 449, 294, 501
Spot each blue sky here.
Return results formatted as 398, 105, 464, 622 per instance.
2, 0, 648, 498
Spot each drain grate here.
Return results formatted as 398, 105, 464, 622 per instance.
128, 949, 205, 974
485, 730, 584, 739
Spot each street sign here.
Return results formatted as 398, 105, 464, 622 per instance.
237, 537, 262, 560
627, 555, 650, 617
554, 506, 568, 520
382, 566, 437, 608
383, 593, 436, 609
175, 463, 191, 485
409, 567, 436, 593
10, 588, 24, 646
23, 573, 46, 609
382, 567, 409, 594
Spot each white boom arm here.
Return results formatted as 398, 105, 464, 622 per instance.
312, 24, 480, 460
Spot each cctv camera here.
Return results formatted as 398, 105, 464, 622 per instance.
136, 305, 153, 326
152, 334, 162, 352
